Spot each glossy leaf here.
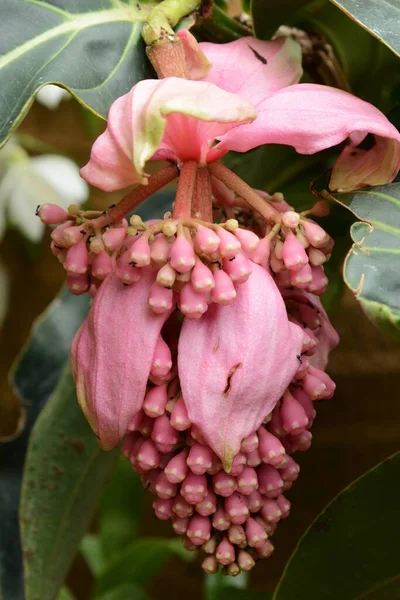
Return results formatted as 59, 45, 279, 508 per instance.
0, 0, 154, 147
328, 183, 400, 340
96, 538, 195, 595
0, 290, 88, 600
328, 0, 400, 56
20, 368, 119, 600
274, 452, 400, 599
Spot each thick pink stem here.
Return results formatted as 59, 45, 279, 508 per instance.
91, 164, 179, 229
192, 167, 213, 222
173, 161, 198, 219
208, 162, 281, 224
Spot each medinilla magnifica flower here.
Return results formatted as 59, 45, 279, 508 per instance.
38, 31, 399, 574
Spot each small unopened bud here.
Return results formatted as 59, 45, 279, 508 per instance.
162, 220, 178, 237
224, 219, 239, 231
67, 204, 80, 216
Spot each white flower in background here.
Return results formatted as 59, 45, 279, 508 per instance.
36, 84, 70, 110
0, 140, 89, 242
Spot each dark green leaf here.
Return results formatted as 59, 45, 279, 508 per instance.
274, 452, 400, 599
328, 183, 400, 340
96, 538, 195, 595
0, 0, 154, 147
57, 588, 76, 600
99, 459, 144, 561
328, 0, 400, 56
20, 367, 119, 600
96, 584, 150, 600
251, 0, 311, 39
0, 289, 88, 600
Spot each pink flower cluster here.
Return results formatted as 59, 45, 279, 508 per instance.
119, 288, 335, 573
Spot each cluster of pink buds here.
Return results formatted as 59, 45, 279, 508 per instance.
120, 292, 335, 574
37, 190, 333, 317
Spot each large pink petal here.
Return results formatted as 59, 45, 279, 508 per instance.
200, 36, 302, 105
178, 264, 303, 469
81, 78, 255, 191
71, 271, 171, 450
212, 84, 400, 191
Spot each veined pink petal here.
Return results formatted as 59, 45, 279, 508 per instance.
81, 78, 256, 191
200, 36, 302, 105
71, 271, 171, 450
178, 264, 303, 470
177, 29, 212, 80
212, 84, 400, 191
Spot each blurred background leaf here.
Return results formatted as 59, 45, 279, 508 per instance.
274, 452, 400, 599
20, 367, 119, 600
0, 0, 154, 147
0, 290, 88, 600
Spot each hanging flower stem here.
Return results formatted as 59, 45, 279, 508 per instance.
192, 167, 213, 222
172, 161, 198, 219
209, 162, 282, 224
91, 164, 179, 229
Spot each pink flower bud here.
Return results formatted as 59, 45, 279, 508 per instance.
38, 203, 70, 224
64, 240, 89, 274
148, 282, 174, 314
173, 494, 194, 518
196, 489, 217, 516
301, 220, 328, 247
181, 473, 208, 505
250, 236, 271, 267
276, 494, 291, 518
240, 432, 259, 453
223, 252, 252, 283
291, 387, 316, 422
256, 540, 274, 558
155, 471, 178, 499
238, 550, 256, 571
229, 452, 247, 477
258, 464, 284, 498
165, 450, 189, 484
282, 211, 300, 228
290, 263, 313, 287
301, 372, 327, 400
63, 225, 86, 247
245, 516, 267, 548
67, 273, 89, 295
91, 251, 113, 280
247, 490, 263, 513
195, 225, 221, 253
216, 537, 235, 565
143, 384, 168, 418
213, 472, 237, 497
237, 466, 258, 495
156, 263, 176, 287
191, 260, 215, 292
202, 555, 218, 573
115, 250, 142, 284
257, 427, 286, 467
308, 247, 327, 266
150, 235, 170, 264
150, 336, 172, 378
172, 516, 189, 535
228, 524, 246, 545
153, 497, 174, 520
212, 507, 230, 531
282, 231, 309, 271
152, 414, 179, 452
170, 397, 191, 431
225, 492, 249, 525
136, 439, 160, 471
102, 227, 127, 252
260, 498, 282, 523
308, 365, 336, 397
280, 456, 300, 482
129, 235, 151, 266
308, 266, 329, 294
233, 228, 260, 253
216, 227, 241, 258
179, 283, 208, 318
187, 443, 213, 475
169, 235, 196, 273
51, 221, 74, 247
280, 391, 309, 434
211, 269, 237, 304
246, 448, 261, 467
